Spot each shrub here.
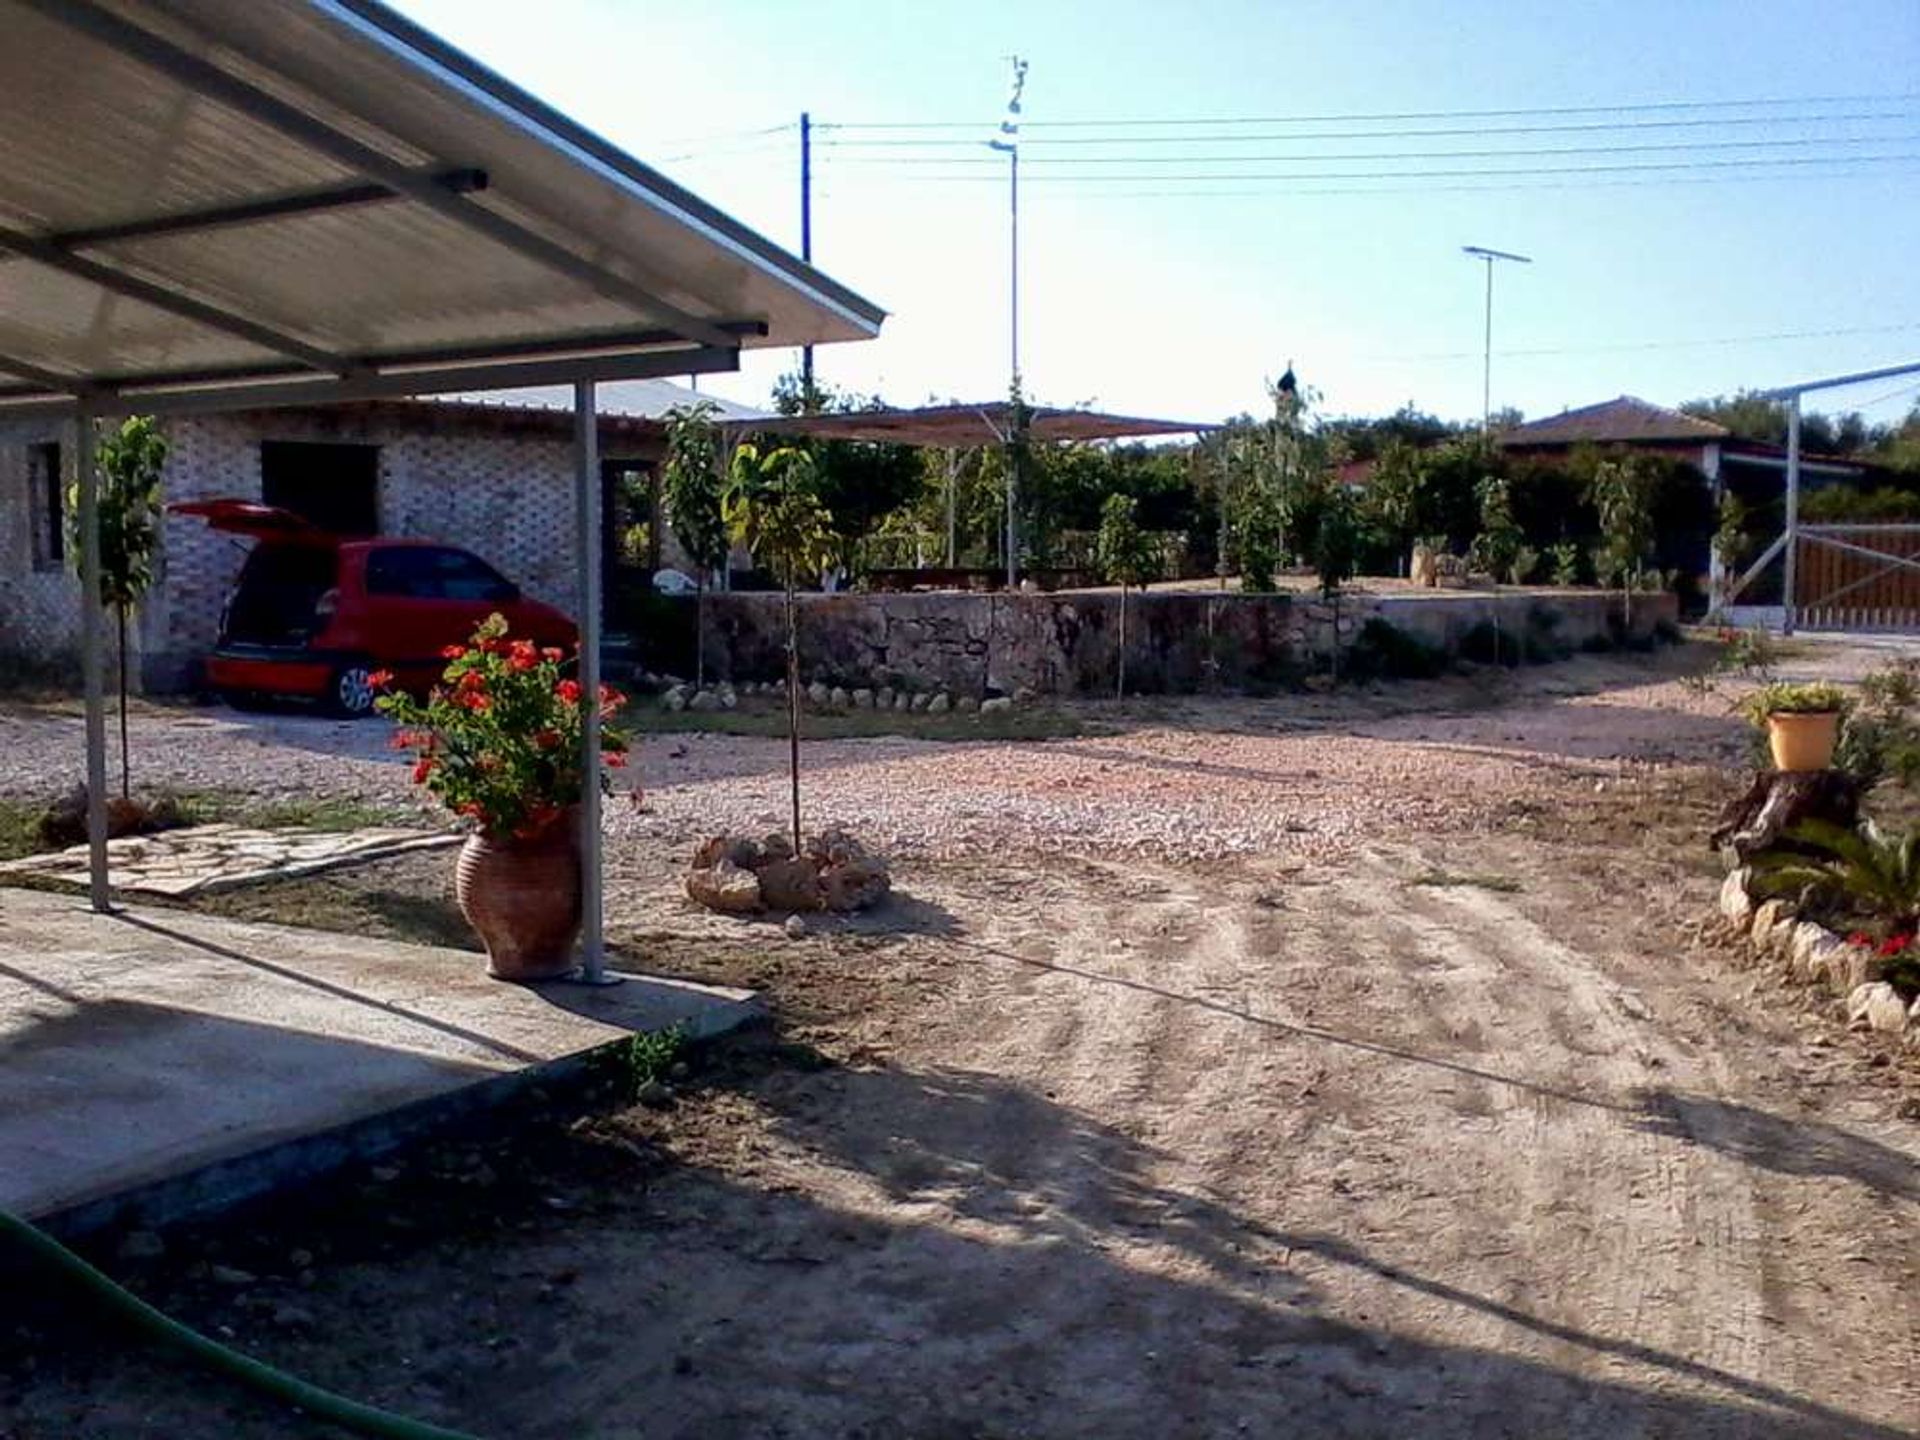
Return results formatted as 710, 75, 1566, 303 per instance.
1835, 658, 1920, 791
1752, 818, 1920, 939
1459, 619, 1521, 668
1739, 681, 1850, 725
1348, 617, 1448, 679
1548, 542, 1583, 586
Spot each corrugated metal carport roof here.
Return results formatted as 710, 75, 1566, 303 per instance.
0, 0, 883, 419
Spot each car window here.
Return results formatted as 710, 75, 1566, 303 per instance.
365, 547, 514, 602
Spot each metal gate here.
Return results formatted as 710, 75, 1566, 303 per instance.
1794, 525, 1920, 631
1712, 358, 1920, 634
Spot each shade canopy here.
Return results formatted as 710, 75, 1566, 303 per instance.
0, 0, 884, 420
727, 400, 1214, 448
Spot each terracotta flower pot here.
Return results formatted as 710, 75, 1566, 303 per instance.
1767, 710, 1840, 773
455, 810, 582, 981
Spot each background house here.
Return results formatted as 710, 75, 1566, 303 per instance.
1498, 395, 1876, 607
0, 380, 764, 691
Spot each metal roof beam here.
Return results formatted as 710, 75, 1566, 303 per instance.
1760, 359, 1920, 400
46, 168, 488, 249
0, 342, 741, 422
0, 224, 348, 374
0, 320, 768, 404
0, 352, 84, 391
29, 0, 745, 354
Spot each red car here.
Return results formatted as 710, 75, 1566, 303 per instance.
171, 501, 576, 716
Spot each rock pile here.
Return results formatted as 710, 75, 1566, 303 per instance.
35, 785, 191, 849
685, 827, 891, 916
661, 677, 1023, 716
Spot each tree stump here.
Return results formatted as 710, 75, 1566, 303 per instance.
1711, 769, 1861, 861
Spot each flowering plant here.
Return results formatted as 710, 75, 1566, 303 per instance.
374, 613, 630, 841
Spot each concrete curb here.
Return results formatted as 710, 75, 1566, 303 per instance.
34, 981, 765, 1243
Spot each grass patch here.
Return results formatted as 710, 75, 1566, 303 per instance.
0, 798, 41, 862
1409, 868, 1523, 894
629, 702, 1085, 743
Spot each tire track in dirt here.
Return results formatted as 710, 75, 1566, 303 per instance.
887, 845, 1906, 1435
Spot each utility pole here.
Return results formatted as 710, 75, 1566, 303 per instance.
1461, 245, 1531, 433
990, 57, 1027, 588
800, 110, 814, 397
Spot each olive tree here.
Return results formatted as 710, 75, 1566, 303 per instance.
661, 402, 728, 687
1095, 492, 1159, 699
70, 416, 167, 797
1588, 453, 1662, 630
725, 443, 837, 850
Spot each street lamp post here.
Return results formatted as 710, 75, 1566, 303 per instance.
990, 56, 1027, 588
1461, 245, 1531, 433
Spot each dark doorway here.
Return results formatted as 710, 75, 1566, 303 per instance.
260, 441, 379, 536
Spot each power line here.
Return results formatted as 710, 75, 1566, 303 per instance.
821, 151, 1920, 184
821, 133, 1920, 168
814, 159, 1920, 199
818, 110, 1920, 148
816, 92, 1920, 131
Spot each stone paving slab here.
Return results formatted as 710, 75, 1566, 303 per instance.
0, 888, 760, 1228
0, 823, 461, 897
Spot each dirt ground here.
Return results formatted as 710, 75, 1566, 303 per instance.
4, 641, 1919, 1439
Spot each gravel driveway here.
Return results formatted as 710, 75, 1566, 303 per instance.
3, 648, 1757, 863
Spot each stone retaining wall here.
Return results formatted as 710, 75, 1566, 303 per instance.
690, 586, 1679, 697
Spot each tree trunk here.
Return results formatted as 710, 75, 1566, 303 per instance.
1712, 769, 1860, 861
1116, 586, 1128, 700
694, 576, 706, 690
116, 605, 131, 800
785, 576, 802, 853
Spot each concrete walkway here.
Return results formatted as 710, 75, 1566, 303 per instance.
0, 888, 758, 1231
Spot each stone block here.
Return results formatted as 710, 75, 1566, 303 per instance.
1718, 868, 1753, 924
1847, 982, 1910, 1035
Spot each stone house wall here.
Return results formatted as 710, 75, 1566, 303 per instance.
693, 587, 1681, 698
0, 406, 662, 692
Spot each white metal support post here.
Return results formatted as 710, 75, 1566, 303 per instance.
1784, 396, 1801, 636
573, 381, 610, 983
76, 399, 110, 912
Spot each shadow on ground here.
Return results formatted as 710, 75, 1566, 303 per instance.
5, 1047, 1906, 1440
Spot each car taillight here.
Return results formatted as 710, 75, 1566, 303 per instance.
314, 588, 339, 623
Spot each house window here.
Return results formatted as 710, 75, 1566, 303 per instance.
27, 442, 62, 572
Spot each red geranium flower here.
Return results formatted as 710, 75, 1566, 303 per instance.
1877, 933, 1913, 958
541, 647, 564, 663
441, 644, 465, 660
1847, 931, 1875, 948
556, 679, 583, 705
411, 757, 436, 784
367, 668, 394, 689
604, 750, 628, 768
533, 728, 561, 750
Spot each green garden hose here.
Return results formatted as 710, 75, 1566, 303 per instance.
2, 1205, 484, 1440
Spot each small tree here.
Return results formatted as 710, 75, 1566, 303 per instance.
1095, 493, 1159, 699
1589, 454, 1661, 629
70, 416, 168, 798
725, 443, 836, 850
1468, 474, 1523, 583
661, 402, 728, 687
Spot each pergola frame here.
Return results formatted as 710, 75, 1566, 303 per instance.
723, 400, 1215, 582
1721, 359, 1920, 632
3, 0, 883, 982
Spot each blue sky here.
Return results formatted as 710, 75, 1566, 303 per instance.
392, 0, 1920, 429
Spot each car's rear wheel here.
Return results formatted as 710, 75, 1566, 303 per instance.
328, 661, 379, 718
